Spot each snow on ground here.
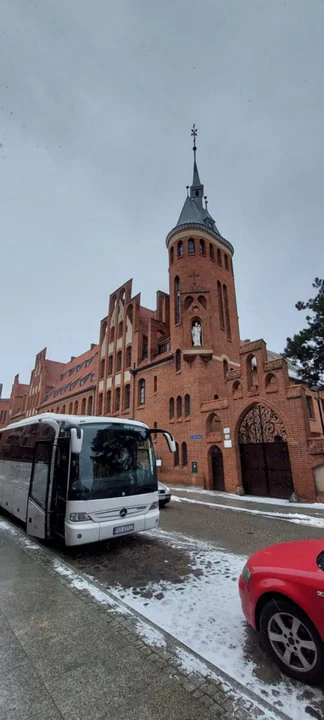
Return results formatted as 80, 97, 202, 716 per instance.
106, 528, 324, 720
171, 486, 324, 510
172, 495, 324, 529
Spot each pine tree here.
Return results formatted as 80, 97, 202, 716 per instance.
284, 278, 324, 387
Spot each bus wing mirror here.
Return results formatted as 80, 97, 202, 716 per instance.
149, 429, 176, 453
70, 427, 83, 454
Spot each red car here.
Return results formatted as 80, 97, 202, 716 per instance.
239, 540, 324, 685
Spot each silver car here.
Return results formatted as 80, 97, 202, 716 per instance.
158, 481, 171, 508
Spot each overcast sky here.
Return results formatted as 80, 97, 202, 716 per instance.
1, 0, 324, 396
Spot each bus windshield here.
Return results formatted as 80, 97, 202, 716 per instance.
69, 423, 157, 500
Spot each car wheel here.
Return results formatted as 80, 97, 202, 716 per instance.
260, 598, 324, 685
159, 502, 166, 508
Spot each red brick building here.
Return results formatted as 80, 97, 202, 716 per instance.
1, 136, 324, 501
95, 138, 324, 502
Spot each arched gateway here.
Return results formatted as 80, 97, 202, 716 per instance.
239, 404, 294, 499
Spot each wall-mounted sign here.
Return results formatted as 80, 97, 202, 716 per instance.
224, 439, 232, 448
156, 459, 162, 467
224, 434, 230, 441
224, 428, 230, 434
190, 434, 203, 440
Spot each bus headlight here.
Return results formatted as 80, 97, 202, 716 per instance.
149, 502, 159, 510
69, 513, 92, 522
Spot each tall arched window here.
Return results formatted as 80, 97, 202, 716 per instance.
181, 442, 188, 466
98, 394, 103, 414
175, 349, 181, 372
116, 351, 122, 372
184, 394, 191, 417
124, 384, 130, 409
126, 346, 132, 368
74, 400, 78, 414
62, 405, 66, 414
100, 358, 105, 379
199, 239, 206, 256
209, 243, 215, 260
110, 326, 115, 343
217, 281, 225, 329
247, 355, 258, 389
139, 379, 145, 405
176, 395, 182, 418
175, 277, 181, 324
108, 355, 113, 375
223, 284, 231, 339
169, 397, 175, 420
69, 402, 73, 414
188, 238, 195, 255
223, 359, 228, 378
81, 398, 86, 414
217, 248, 222, 266
118, 321, 123, 338
56, 406, 60, 413
88, 395, 93, 415
170, 247, 174, 264
174, 442, 179, 467
100, 320, 107, 343
106, 390, 111, 414
224, 254, 229, 271
177, 241, 184, 258
115, 387, 120, 412
153, 375, 157, 393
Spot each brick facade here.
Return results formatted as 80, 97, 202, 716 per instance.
1, 141, 324, 501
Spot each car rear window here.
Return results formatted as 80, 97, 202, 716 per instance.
316, 551, 324, 571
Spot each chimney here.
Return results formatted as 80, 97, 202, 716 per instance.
90, 343, 96, 350
70, 356, 76, 362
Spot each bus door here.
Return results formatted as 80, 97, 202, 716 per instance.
27, 442, 52, 540
51, 438, 70, 539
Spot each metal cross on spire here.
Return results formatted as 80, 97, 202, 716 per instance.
191, 124, 198, 151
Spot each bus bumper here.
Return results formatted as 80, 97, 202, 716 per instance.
64, 509, 159, 546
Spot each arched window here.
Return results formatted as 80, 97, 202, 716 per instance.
56, 406, 60, 413
110, 326, 115, 343
185, 296, 193, 310
100, 358, 105, 379
120, 288, 125, 304
188, 238, 195, 255
100, 320, 107, 343
184, 394, 191, 417
223, 359, 228, 378
210, 243, 215, 260
217, 281, 225, 329
214, 394, 219, 400
81, 398, 86, 414
153, 375, 157, 393
116, 351, 122, 372
233, 381, 243, 399
217, 249, 222, 266
126, 346, 132, 368
88, 395, 93, 414
198, 295, 206, 309
142, 335, 148, 360
115, 387, 120, 412
118, 321, 123, 338
175, 276, 181, 324
247, 355, 258, 389
106, 390, 111, 414
175, 349, 181, 372
108, 355, 113, 375
170, 247, 174, 264
138, 379, 145, 405
98, 394, 103, 414
199, 239, 206, 256
174, 442, 179, 467
169, 397, 175, 420
176, 395, 182, 418
110, 294, 117, 314
177, 241, 184, 258
224, 254, 229, 271
124, 384, 130, 409
181, 442, 188, 467
61, 405, 66, 414
127, 304, 133, 327
223, 284, 231, 339
69, 402, 73, 414
265, 373, 278, 393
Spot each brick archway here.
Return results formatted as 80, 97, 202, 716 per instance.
208, 445, 225, 491
238, 403, 294, 499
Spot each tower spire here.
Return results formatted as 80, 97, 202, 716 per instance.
190, 124, 203, 207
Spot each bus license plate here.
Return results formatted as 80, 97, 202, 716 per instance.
113, 523, 134, 536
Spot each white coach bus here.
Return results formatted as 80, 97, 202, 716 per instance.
0, 413, 175, 546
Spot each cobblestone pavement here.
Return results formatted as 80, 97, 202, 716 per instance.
0, 519, 286, 720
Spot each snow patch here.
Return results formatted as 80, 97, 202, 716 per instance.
52, 560, 130, 614
171, 486, 324, 509
136, 620, 166, 648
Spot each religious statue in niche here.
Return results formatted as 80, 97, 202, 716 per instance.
191, 321, 202, 347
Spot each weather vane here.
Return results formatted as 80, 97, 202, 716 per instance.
191, 124, 198, 151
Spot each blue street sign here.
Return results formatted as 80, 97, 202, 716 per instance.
190, 435, 203, 440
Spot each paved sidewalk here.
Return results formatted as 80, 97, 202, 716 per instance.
170, 486, 324, 518
0, 520, 288, 720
